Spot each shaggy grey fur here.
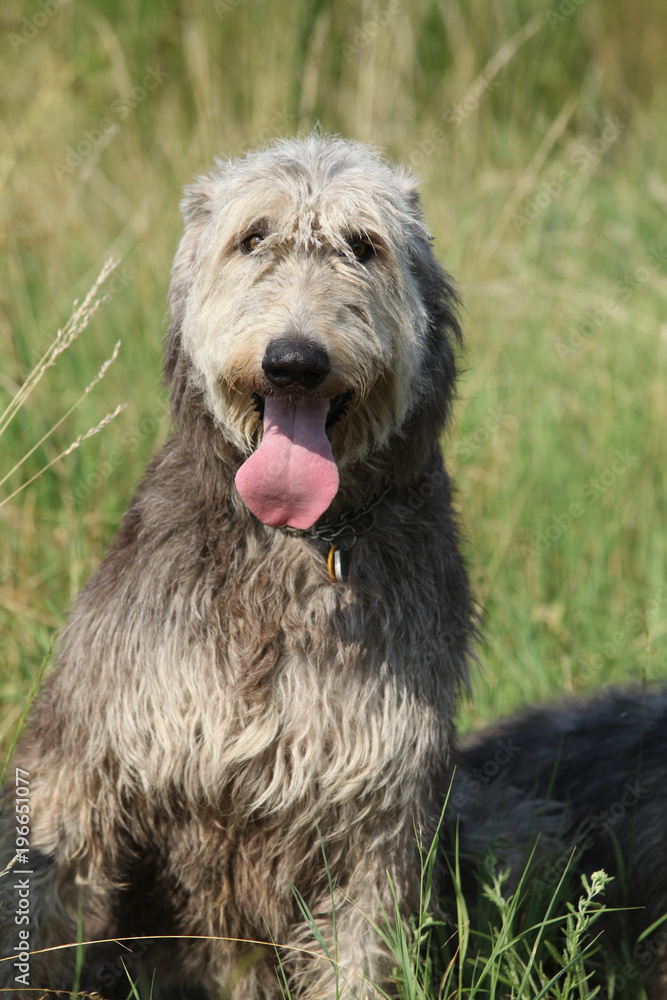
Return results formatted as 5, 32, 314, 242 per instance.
0, 136, 474, 998
447, 688, 667, 999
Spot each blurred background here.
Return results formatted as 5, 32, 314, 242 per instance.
1, 0, 666, 746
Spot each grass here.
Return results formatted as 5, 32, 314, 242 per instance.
1, 0, 666, 995
2, 814, 626, 999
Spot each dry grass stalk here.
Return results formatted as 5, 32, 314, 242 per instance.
0, 259, 126, 508
0, 257, 119, 438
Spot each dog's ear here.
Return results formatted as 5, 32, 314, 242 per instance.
180, 180, 215, 226
169, 179, 216, 314
164, 178, 217, 386
401, 171, 462, 438
393, 167, 424, 216
392, 169, 462, 341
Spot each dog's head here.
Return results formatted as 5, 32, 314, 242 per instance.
166, 135, 461, 529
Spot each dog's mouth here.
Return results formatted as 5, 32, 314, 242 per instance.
250, 390, 353, 431
234, 391, 353, 530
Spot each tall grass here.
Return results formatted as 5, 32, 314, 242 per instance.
1, 818, 620, 999
1, 0, 666, 995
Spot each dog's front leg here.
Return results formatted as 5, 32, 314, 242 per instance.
0, 829, 117, 996
284, 883, 396, 1000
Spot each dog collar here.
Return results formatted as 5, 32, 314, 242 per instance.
283, 486, 390, 583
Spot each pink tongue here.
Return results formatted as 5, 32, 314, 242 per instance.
235, 397, 339, 529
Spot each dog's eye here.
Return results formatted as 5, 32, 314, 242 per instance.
242, 233, 264, 252
350, 239, 373, 261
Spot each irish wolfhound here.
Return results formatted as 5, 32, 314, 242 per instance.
448, 688, 667, 999
1, 136, 475, 998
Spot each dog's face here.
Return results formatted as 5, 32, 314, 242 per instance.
168, 136, 458, 528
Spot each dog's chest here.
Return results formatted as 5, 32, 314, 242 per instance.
128, 557, 446, 816
74, 521, 450, 816
174, 645, 442, 821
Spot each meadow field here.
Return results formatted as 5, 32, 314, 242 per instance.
1, 0, 666, 995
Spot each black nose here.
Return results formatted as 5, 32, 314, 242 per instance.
262, 339, 331, 390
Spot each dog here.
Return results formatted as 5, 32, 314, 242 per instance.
0, 135, 475, 998
447, 688, 667, 999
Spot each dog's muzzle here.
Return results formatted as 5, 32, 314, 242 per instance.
235, 338, 345, 530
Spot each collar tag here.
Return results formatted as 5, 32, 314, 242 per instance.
284, 485, 390, 585
327, 545, 349, 583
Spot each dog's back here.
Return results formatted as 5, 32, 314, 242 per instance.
448, 689, 667, 999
